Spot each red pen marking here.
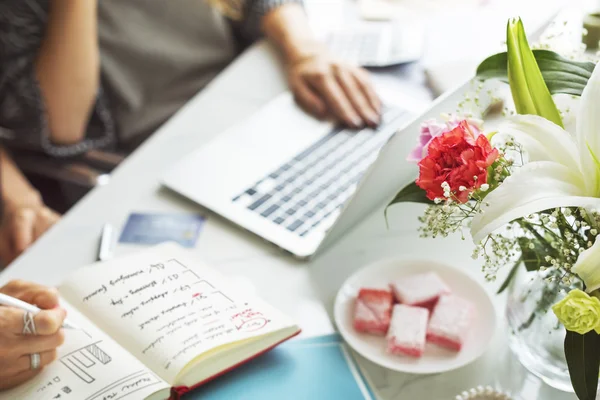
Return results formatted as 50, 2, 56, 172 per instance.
236, 318, 268, 332
192, 293, 201, 298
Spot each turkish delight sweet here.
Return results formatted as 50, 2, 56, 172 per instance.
386, 304, 429, 357
390, 272, 451, 309
427, 294, 475, 351
353, 288, 394, 335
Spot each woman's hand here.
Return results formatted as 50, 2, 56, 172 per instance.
0, 280, 66, 391
287, 52, 382, 129
0, 205, 61, 266
0, 148, 61, 266
261, 3, 382, 129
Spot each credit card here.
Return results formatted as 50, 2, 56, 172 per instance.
119, 213, 205, 248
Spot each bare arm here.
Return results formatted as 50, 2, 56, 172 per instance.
35, 0, 100, 145
0, 148, 60, 264
0, 148, 42, 211
261, 3, 381, 128
260, 3, 322, 67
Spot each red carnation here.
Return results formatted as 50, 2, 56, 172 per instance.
416, 120, 499, 203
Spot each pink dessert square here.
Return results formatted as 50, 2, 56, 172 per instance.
390, 272, 451, 309
427, 294, 475, 351
353, 288, 394, 335
386, 304, 429, 358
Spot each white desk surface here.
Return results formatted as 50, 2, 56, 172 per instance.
0, 1, 581, 398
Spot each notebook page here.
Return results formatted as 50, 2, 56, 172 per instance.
0, 302, 169, 400
58, 243, 296, 384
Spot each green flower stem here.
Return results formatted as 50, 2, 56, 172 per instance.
527, 221, 563, 243
519, 279, 561, 331
519, 220, 559, 250
556, 212, 588, 249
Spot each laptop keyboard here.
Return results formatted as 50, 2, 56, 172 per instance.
232, 107, 408, 238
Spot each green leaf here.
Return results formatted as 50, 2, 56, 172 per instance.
506, 18, 564, 127
564, 330, 600, 400
477, 50, 595, 97
506, 18, 537, 117
497, 259, 522, 294
384, 182, 433, 227
517, 235, 558, 272
387, 182, 432, 208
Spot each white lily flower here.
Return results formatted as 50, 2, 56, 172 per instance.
572, 237, 600, 293
471, 62, 600, 245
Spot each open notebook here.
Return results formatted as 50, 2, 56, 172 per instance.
0, 243, 300, 400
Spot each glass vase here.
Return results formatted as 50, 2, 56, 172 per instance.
505, 266, 577, 393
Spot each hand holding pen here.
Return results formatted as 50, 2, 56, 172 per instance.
0, 280, 72, 390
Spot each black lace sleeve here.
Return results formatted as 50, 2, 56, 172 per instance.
0, 0, 115, 157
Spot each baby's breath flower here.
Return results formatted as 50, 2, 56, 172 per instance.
441, 181, 451, 198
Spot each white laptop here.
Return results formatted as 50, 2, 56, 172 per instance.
163, 82, 489, 259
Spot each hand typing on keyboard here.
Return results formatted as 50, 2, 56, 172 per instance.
287, 52, 382, 129
262, 3, 382, 130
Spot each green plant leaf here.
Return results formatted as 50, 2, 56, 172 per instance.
387, 182, 432, 208
477, 50, 595, 97
517, 235, 558, 272
497, 259, 522, 294
384, 182, 433, 227
564, 330, 600, 400
506, 18, 537, 117
506, 18, 564, 127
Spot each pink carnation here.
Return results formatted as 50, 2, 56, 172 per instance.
408, 115, 483, 163
416, 121, 499, 203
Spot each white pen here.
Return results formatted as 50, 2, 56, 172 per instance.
97, 223, 114, 262
0, 293, 80, 330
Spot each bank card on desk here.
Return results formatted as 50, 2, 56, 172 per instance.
119, 213, 205, 248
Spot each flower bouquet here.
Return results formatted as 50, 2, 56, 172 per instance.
388, 18, 600, 399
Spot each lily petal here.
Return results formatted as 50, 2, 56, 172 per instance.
577, 62, 600, 195
572, 236, 600, 293
498, 115, 581, 172
471, 161, 598, 242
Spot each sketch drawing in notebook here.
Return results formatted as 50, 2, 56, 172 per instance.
0, 243, 300, 400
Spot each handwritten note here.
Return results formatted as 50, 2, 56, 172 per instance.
0, 304, 169, 400
59, 244, 290, 384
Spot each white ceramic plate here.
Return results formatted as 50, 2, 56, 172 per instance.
334, 258, 497, 374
